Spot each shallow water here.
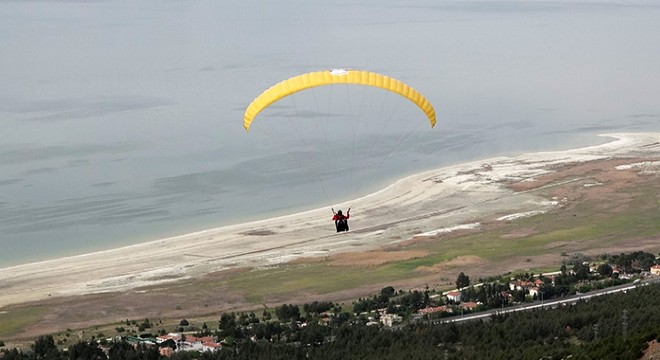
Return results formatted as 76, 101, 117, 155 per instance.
1, 0, 659, 266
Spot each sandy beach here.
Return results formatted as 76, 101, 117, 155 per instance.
1, 132, 659, 309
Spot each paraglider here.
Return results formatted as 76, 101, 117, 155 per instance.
243, 69, 436, 131
332, 207, 350, 232
243, 69, 436, 232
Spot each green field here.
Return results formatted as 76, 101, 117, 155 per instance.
0, 306, 48, 338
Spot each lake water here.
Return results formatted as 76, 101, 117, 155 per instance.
1, 0, 659, 266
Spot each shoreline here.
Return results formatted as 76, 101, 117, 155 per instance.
1, 132, 659, 308
0, 133, 612, 268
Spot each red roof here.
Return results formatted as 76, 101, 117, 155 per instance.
203, 342, 221, 349
418, 306, 448, 314
461, 301, 478, 310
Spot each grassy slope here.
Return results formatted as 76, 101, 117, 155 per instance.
220, 180, 660, 303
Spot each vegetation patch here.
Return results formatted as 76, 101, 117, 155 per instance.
225, 262, 424, 303
0, 306, 49, 338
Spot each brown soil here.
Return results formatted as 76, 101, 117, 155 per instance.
326, 250, 429, 267
641, 340, 660, 360
415, 255, 487, 273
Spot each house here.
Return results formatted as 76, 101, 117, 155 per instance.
528, 287, 540, 297
650, 265, 660, 275
446, 291, 462, 303
460, 302, 478, 311
156, 333, 221, 353
509, 280, 533, 291
418, 306, 449, 315
202, 341, 221, 352
159, 347, 174, 357
157, 333, 180, 344
380, 313, 402, 327
510, 276, 554, 292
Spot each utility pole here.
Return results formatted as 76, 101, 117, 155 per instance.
622, 310, 628, 340
593, 323, 599, 341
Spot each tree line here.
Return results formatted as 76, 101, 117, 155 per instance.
2, 251, 658, 359
3, 284, 659, 359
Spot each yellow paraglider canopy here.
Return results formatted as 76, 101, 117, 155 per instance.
243, 69, 436, 131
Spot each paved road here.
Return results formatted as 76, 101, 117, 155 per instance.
437, 279, 659, 324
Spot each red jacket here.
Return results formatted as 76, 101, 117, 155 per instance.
333, 213, 349, 221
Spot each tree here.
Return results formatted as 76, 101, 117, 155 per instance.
275, 304, 300, 322
380, 286, 395, 298
597, 263, 613, 277
219, 313, 236, 332
303, 301, 333, 315
456, 272, 470, 289
68, 340, 107, 360
299, 324, 328, 346
0, 348, 25, 360
32, 335, 59, 359
574, 263, 590, 280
